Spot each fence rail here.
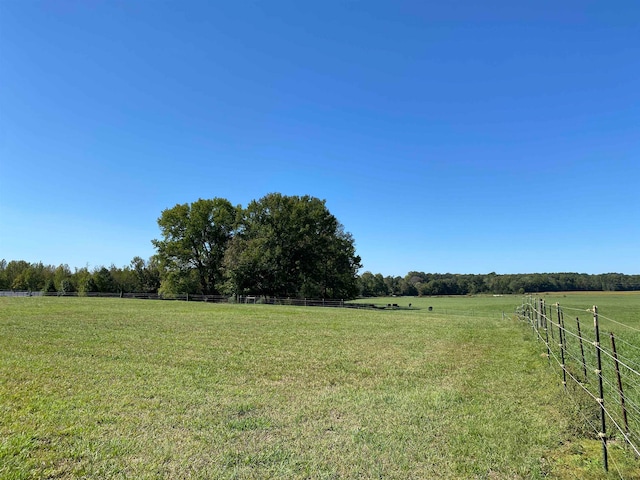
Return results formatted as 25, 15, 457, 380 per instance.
517, 297, 640, 473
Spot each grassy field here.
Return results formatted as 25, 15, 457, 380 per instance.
1, 294, 639, 479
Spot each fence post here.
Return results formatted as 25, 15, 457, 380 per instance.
540, 299, 544, 328
546, 300, 555, 341
544, 310, 551, 364
557, 303, 567, 390
610, 332, 629, 436
576, 317, 588, 382
593, 305, 608, 472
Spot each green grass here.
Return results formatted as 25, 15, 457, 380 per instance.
1, 294, 639, 479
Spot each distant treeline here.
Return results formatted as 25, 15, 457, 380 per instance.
0, 258, 161, 295
359, 271, 640, 296
2, 259, 639, 297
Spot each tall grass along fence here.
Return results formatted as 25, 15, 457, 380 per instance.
517, 297, 640, 473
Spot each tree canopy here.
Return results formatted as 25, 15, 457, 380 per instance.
152, 198, 238, 295
224, 193, 361, 298
152, 194, 362, 299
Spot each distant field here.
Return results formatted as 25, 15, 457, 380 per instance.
1, 294, 639, 479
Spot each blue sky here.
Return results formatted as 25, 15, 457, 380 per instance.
1, 1, 638, 276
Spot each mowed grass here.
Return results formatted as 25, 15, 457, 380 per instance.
1, 295, 639, 479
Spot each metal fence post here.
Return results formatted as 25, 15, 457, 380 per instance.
576, 317, 588, 382
557, 303, 567, 390
593, 305, 608, 472
610, 332, 629, 436
544, 312, 551, 364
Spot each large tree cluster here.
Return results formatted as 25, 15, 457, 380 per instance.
152, 193, 362, 299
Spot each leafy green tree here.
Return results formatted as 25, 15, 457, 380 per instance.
59, 279, 75, 294
152, 198, 238, 295
104, 264, 142, 293
11, 262, 47, 291
42, 279, 57, 293
0, 259, 8, 290
224, 194, 361, 299
373, 273, 388, 296
384, 276, 402, 296
93, 267, 116, 293
130, 256, 161, 293
53, 264, 72, 292
358, 271, 375, 296
4, 261, 29, 290
402, 273, 421, 296
317, 228, 361, 299
222, 232, 266, 296
73, 266, 97, 294
359, 272, 390, 297
83, 277, 98, 293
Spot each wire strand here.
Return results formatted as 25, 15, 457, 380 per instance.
518, 299, 640, 474
598, 313, 640, 334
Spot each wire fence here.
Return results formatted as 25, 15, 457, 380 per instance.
0, 290, 385, 309
516, 297, 640, 474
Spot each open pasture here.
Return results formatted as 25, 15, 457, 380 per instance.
1, 294, 640, 479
